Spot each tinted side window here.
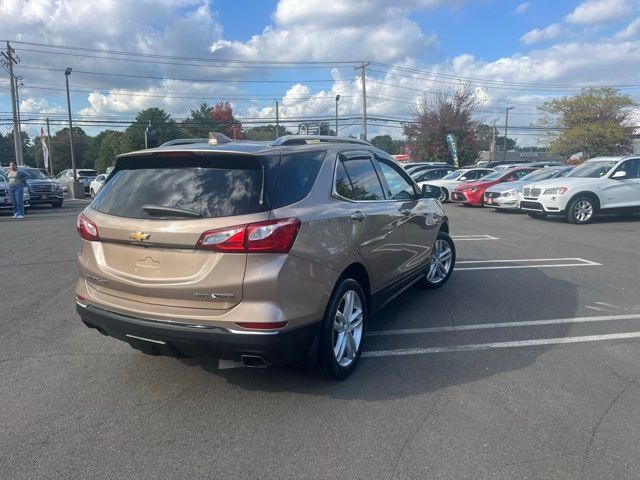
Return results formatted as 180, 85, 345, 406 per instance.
336, 158, 384, 201
515, 170, 532, 179
617, 159, 640, 179
377, 161, 415, 200
272, 151, 325, 208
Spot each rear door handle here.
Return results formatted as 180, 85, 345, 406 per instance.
400, 208, 412, 216
350, 211, 366, 221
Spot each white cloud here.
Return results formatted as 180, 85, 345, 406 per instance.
520, 24, 562, 45
515, 2, 531, 14
210, 0, 459, 62
566, 0, 632, 25
615, 17, 640, 39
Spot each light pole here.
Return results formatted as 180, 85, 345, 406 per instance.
335, 95, 340, 136
503, 106, 514, 161
65, 67, 82, 198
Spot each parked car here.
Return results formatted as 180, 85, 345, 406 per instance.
57, 169, 99, 195
406, 163, 453, 177
528, 161, 564, 168
451, 167, 537, 206
90, 174, 107, 198
18, 167, 64, 208
75, 135, 456, 379
416, 168, 495, 202
410, 166, 457, 183
483, 166, 573, 211
0, 170, 31, 212
520, 156, 640, 224
105, 166, 115, 175
404, 162, 449, 172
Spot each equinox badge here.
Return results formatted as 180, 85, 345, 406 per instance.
129, 231, 151, 242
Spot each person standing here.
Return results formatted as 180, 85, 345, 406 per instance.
7, 161, 28, 219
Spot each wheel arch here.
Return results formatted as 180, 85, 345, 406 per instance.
338, 262, 371, 308
567, 191, 601, 212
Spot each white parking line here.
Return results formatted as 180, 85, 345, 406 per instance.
456, 257, 601, 271
368, 313, 640, 337
363, 331, 640, 357
451, 234, 499, 241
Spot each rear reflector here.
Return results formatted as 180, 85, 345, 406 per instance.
77, 213, 100, 241
76, 294, 87, 302
235, 321, 288, 330
197, 218, 300, 253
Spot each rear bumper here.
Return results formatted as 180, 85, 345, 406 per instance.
76, 302, 321, 366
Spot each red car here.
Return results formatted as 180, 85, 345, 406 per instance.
450, 167, 536, 206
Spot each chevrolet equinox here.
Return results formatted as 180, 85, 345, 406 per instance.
76, 135, 456, 379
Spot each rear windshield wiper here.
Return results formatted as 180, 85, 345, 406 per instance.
141, 204, 202, 218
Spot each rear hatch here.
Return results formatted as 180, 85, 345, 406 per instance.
80, 151, 277, 313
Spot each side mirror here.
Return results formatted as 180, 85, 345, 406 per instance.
612, 170, 627, 179
422, 184, 441, 199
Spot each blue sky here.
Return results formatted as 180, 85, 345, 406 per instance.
2, 0, 640, 146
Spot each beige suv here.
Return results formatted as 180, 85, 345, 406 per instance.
76, 135, 455, 379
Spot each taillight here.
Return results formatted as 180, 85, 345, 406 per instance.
246, 218, 301, 253
196, 218, 301, 254
77, 213, 100, 241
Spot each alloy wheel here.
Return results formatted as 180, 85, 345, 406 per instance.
438, 189, 447, 202
332, 290, 364, 367
427, 239, 453, 284
574, 200, 593, 223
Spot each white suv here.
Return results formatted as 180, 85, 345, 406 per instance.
520, 156, 640, 224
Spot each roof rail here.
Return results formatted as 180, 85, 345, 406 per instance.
159, 138, 208, 147
271, 135, 372, 147
160, 132, 232, 147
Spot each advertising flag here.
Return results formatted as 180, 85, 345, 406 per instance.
40, 127, 49, 171
445, 133, 459, 167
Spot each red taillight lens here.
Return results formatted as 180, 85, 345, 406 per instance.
196, 218, 300, 254
246, 218, 301, 253
77, 213, 100, 241
76, 294, 87, 302
196, 225, 247, 252
235, 321, 288, 330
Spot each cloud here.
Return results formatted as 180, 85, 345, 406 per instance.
566, 0, 632, 25
210, 0, 460, 63
615, 17, 640, 39
515, 2, 531, 14
520, 24, 562, 45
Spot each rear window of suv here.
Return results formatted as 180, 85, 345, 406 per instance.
92, 154, 270, 219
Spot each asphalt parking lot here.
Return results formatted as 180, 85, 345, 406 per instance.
1, 201, 639, 479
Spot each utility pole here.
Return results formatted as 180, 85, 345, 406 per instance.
275, 100, 279, 140
2, 42, 23, 165
503, 107, 514, 161
15, 75, 23, 150
335, 94, 340, 136
354, 62, 370, 141
490, 118, 497, 161
46, 117, 53, 175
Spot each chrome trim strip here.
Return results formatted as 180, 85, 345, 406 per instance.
125, 334, 167, 345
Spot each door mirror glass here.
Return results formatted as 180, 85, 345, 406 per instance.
612, 170, 627, 179
422, 184, 441, 199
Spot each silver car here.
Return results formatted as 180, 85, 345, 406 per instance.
483, 166, 573, 210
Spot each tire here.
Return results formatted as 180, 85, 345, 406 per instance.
52, 201, 63, 208
527, 212, 547, 219
422, 231, 456, 290
315, 278, 367, 380
566, 196, 595, 224
438, 188, 448, 202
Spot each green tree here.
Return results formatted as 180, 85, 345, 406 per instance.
244, 125, 292, 141
123, 108, 180, 151
477, 123, 516, 152
0, 131, 34, 166
180, 102, 242, 139
370, 135, 405, 155
49, 127, 94, 171
93, 130, 126, 172
538, 88, 636, 158
402, 83, 481, 166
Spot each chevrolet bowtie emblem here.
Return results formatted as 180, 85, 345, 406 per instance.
129, 231, 151, 242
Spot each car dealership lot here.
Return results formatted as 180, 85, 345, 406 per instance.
1, 202, 639, 479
